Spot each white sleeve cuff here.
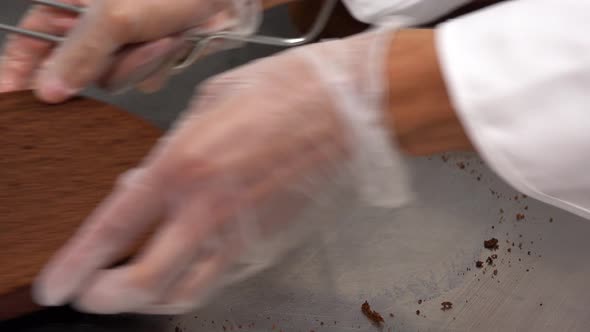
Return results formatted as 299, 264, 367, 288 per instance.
436, 0, 590, 220
342, 0, 471, 26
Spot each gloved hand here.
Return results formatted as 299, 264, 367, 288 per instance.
0, 0, 261, 102
33, 28, 412, 315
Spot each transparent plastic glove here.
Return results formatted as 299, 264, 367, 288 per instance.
0, 0, 261, 102
33, 29, 412, 315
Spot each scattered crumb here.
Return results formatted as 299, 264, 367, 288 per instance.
418, 299, 423, 304
416, 310, 421, 316
476, 261, 484, 268
524, 206, 529, 210
508, 248, 512, 253
491, 254, 498, 259
441, 302, 453, 311
457, 162, 466, 169
486, 257, 494, 265
528, 251, 531, 256
484, 238, 499, 250
389, 313, 394, 318
516, 213, 525, 221
549, 218, 554, 223
361, 301, 384, 325
493, 269, 498, 276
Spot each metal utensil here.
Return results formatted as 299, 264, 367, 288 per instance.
0, 0, 338, 86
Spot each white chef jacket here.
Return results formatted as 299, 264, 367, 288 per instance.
342, 0, 590, 220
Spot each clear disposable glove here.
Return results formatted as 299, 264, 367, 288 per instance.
0, 0, 261, 102
33, 28, 412, 315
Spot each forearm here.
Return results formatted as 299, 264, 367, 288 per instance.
385, 29, 473, 156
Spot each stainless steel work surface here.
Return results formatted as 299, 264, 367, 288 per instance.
2, 153, 589, 332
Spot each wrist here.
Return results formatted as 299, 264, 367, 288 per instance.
385, 29, 473, 156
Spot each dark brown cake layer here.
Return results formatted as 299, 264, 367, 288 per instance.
0, 91, 161, 319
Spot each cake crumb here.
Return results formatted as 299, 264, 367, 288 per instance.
484, 238, 499, 250
441, 302, 453, 311
361, 301, 384, 325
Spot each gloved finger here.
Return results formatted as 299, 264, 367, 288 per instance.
134, 38, 234, 94
134, 41, 223, 94
129, 6, 255, 95
0, 1, 82, 92
136, 149, 342, 315
135, 61, 174, 94
102, 18, 237, 95
134, 146, 345, 315
136, 252, 231, 315
35, 0, 229, 103
72, 188, 231, 314
97, 37, 188, 94
33, 169, 164, 307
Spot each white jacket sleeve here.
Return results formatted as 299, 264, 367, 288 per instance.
341, 0, 471, 26
437, 0, 590, 219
